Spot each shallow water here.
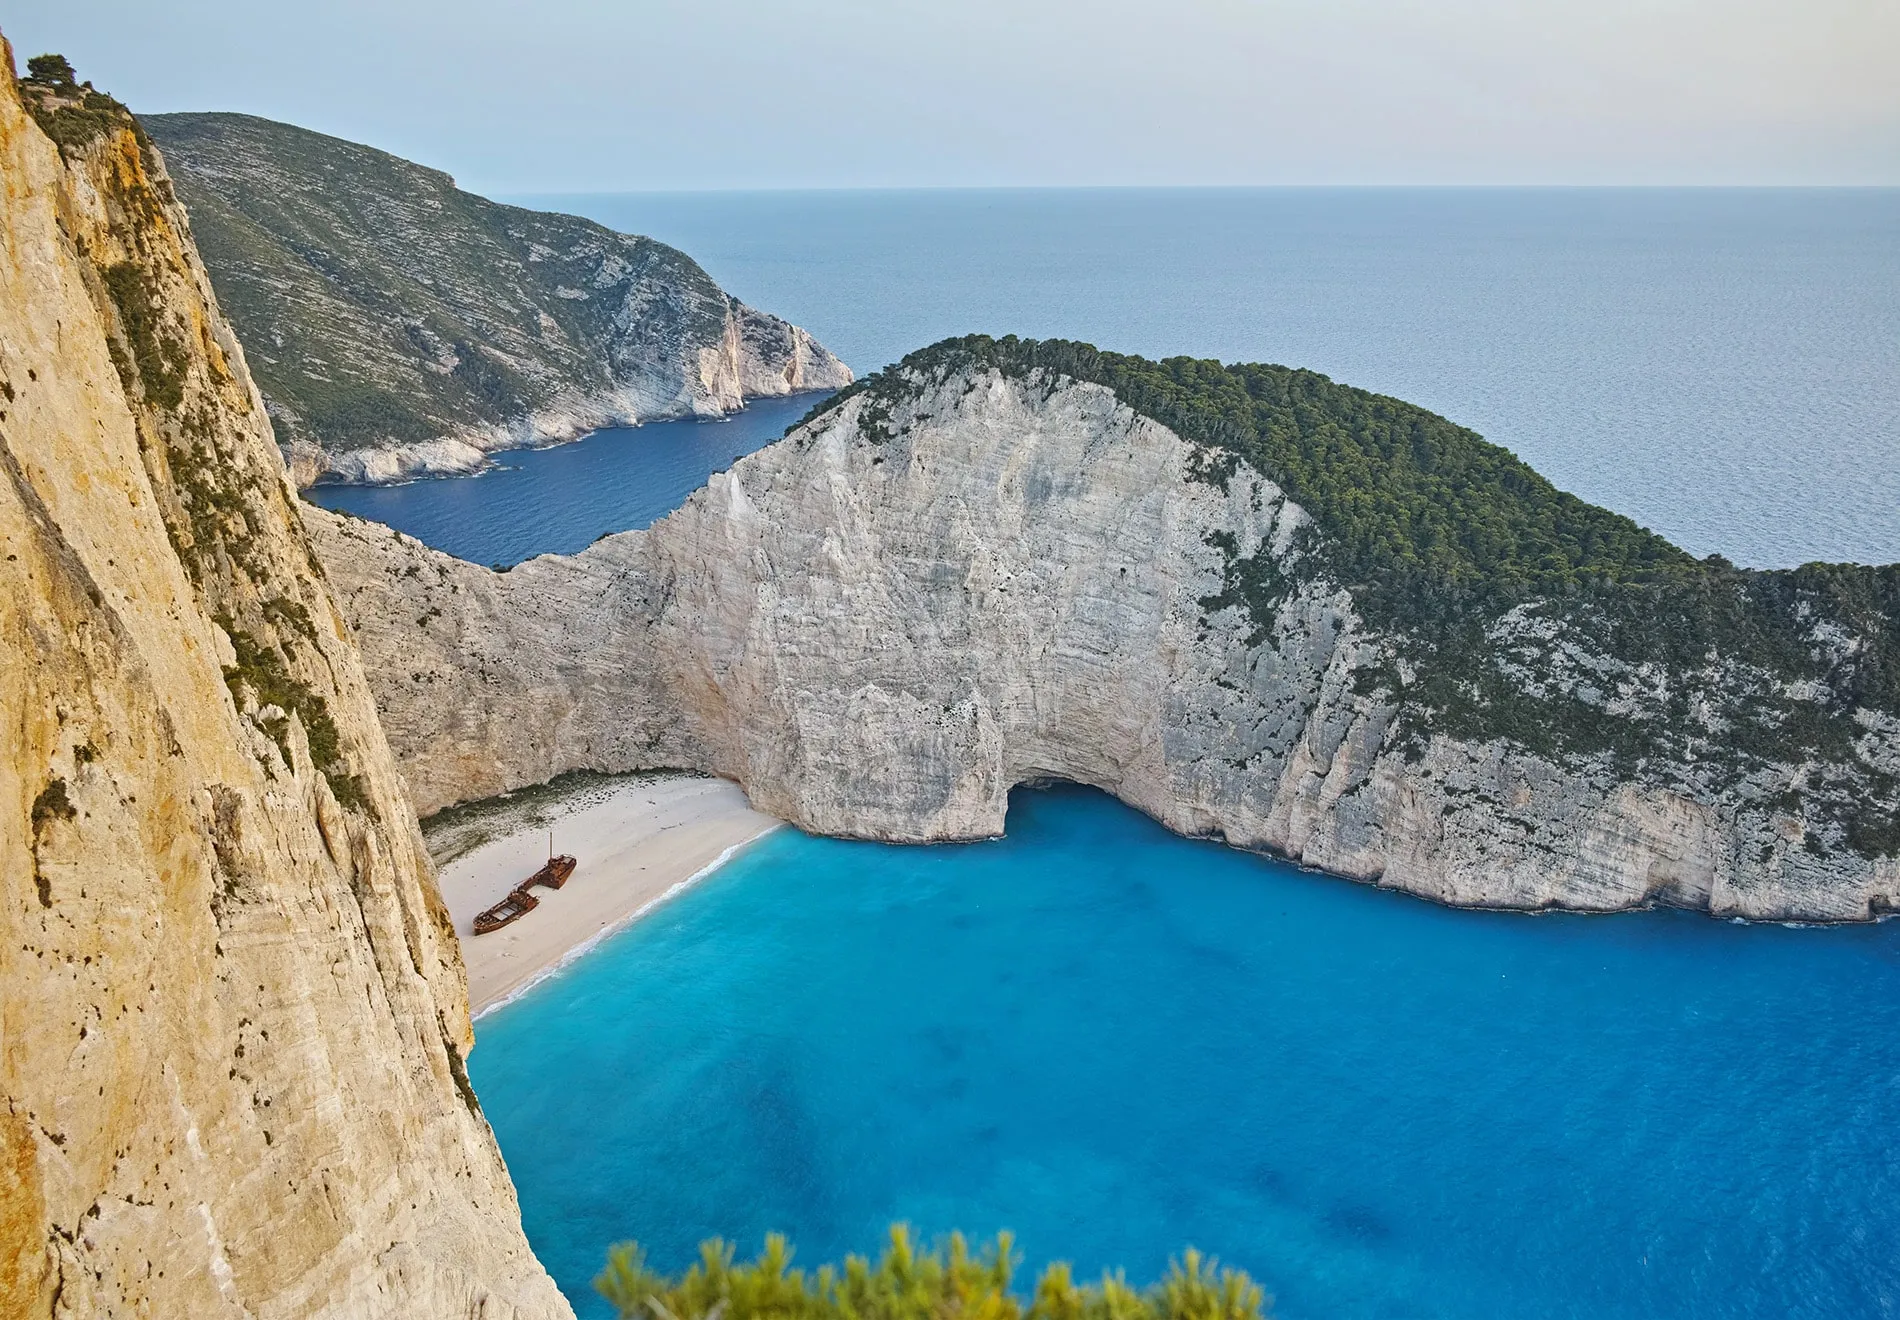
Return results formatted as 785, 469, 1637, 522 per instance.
470, 786, 1900, 1320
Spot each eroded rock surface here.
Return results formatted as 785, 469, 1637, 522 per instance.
143, 112, 852, 486
1, 47, 569, 1319
310, 360, 1900, 922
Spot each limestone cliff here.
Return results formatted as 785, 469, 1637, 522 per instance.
142, 111, 853, 486
1, 49, 569, 1317
309, 343, 1900, 923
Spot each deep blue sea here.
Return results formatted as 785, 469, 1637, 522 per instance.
307, 394, 816, 566
348, 190, 1900, 1318
471, 786, 1900, 1320
311, 188, 1900, 569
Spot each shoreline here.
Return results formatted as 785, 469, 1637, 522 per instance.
290, 385, 841, 489
427, 772, 780, 1016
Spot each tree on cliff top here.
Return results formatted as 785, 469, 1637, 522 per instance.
25, 53, 77, 88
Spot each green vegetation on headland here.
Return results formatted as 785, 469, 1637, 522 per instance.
811, 337, 1900, 857
18, 52, 155, 159
138, 111, 843, 474
139, 111, 733, 457
598, 1228, 1269, 1320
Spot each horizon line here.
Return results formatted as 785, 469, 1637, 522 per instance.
488, 180, 1900, 198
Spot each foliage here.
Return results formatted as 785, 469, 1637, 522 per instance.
18, 54, 139, 156
29, 777, 73, 907
140, 111, 748, 456
819, 336, 1698, 620
810, 337, 1900, 853
219, 620, 368, 811
597, 1228, 1269, 1320
25, 54, 76, 87
31, 777, 76, 829
100, 261, 188, 411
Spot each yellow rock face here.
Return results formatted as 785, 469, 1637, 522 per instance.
0, 37, 569, 1318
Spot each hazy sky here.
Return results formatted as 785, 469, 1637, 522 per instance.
10, 0, 1897, 192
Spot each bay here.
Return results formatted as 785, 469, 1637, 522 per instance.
471, 786, 1900, 1320
368, 189, 1900, 1319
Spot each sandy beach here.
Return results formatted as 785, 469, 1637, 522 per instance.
428, 773, 780, 1015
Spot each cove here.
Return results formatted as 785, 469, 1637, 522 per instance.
468, 785, 1900, 1320
303, 393, 818, 568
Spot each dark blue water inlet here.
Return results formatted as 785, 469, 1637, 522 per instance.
303, 393, 820, 567
468, 786, 1900, 1320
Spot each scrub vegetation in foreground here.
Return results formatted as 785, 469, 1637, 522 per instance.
598, 1228, 1269, 1320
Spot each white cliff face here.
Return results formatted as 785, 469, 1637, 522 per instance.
0, 51, 569, 1319
309, 365, 1900, 923
310, 306, 854, 487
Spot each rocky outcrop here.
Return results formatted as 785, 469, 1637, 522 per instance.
308, 352, 1900, 923
1, 49, 568, 1317
142, 112, 852, 486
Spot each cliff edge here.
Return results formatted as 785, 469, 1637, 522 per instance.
1, 48, 569, 1317
309, 339, 1900, 922
143, 112, 853, 486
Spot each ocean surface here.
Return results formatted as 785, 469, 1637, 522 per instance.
305, 394, 817, 566
310, 187, 1900, 569
470, 786, 1900, 1320
375, 189, 1900, 1318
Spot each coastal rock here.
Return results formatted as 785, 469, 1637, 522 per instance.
308, 355, 1900, 922
142, 112, 853, 486
0, 48, 568, 1317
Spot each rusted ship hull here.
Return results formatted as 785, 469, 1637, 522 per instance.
528, 855, 577, 890
473, 887, 539, 935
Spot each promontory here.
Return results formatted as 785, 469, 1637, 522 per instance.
143, 111, 851, 486
310, 337, 1900, 921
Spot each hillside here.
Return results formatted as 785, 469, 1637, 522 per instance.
819, 338, 1900, 854
309, 337, 1900, 920
142, 112, 851, 484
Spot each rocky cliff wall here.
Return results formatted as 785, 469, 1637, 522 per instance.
1, 48, 569, 1318
308, 364, 1900, 922
143, 112, 853, 486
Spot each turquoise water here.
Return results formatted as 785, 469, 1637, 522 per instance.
388, 190, 1900, 1314
469, 786, 1900, 1320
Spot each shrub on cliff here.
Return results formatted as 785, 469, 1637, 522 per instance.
17, 52, 144, 156
597, 1227, 1270, 1320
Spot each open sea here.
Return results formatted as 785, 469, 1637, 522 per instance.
327, 190, 1900, 1317
309, 187, 1900, 569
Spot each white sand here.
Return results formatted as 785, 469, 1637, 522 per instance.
432, 774, 780, 1016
